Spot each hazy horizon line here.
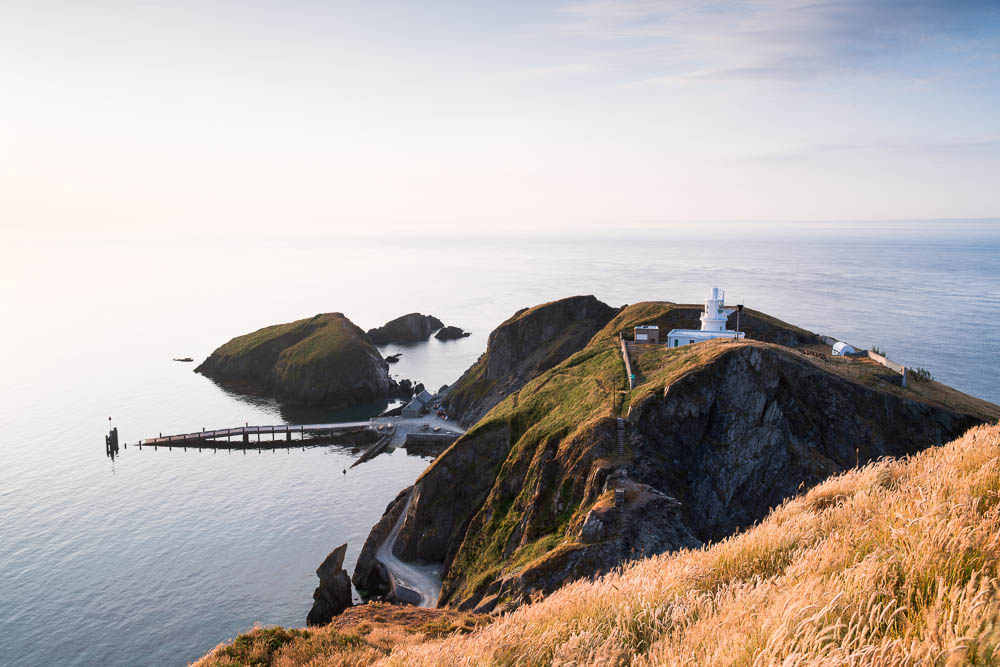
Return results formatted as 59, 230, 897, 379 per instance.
4, 217, 999, 244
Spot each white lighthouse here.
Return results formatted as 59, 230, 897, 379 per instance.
666, 287, 745, 348
699, 287, 733, 332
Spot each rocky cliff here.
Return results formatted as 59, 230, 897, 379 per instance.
358, 301, 999, 613
367, 313, 444, 345
445, 295, 618, 427
195, 313, 395, 407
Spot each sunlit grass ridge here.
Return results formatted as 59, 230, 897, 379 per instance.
384, 422, 1000, 665
197, 422, 1000, 665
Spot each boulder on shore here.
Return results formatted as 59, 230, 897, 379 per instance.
195, 313, 394, 407
435, 326, 470, 341
368, 313, 444, 345
306, 543, 353, 626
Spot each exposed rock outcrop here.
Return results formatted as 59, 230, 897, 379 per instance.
306, 543, 353, 626
360, 301, 997, 613
195, 313, 394, 407
445, 295, 618, 427
435, 326, 470, 341
368, 314, 444, 345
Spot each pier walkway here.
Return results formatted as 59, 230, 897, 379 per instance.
139, 421, 371, 446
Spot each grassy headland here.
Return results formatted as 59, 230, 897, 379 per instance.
383, 301, 991, 612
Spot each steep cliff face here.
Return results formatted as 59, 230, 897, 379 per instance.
445, 295, 618, 427
195, 313, 394, 407
625, 344, 982, 543
367, 313, 444, 345
358, 301, 998, 613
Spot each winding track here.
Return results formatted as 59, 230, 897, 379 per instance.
375, 490, 443, 608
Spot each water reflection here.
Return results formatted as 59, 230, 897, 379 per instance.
202, 376, 405, 425
199, 378, 286, 415
132, 428, 381, 460
277, 398, 403, 424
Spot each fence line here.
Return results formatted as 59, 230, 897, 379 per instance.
620, 335, 636, 390
820, 333, 909, 388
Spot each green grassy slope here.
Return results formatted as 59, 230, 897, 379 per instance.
196, 313, 392, 407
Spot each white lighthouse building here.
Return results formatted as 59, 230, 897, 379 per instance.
666, 287, 745, 348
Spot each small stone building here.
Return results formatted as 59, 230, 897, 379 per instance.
633, 325, 660, 343
402, 390, 433, 418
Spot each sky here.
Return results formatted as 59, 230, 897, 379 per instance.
1, 0, 999, 233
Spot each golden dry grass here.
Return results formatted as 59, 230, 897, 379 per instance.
381, 422, 1000, 666
200, 422, 1000, 665
193, 604, 483, 667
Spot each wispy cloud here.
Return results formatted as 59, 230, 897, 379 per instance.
721, 138, 1000, 164
492, 63, 609, 83
557, 0, 1000, 82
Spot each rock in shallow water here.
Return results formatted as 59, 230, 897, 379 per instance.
368, 313, 444, 345
306, 543, 353, 626
434, 326, 470, 341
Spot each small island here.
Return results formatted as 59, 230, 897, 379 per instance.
194, 312, 397, 408
434, 325, 470, 341
367, 313, 444, 345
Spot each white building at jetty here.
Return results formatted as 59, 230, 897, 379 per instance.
666, 287, 745, 348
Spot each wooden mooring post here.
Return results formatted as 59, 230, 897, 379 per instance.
105, 426, 120, 458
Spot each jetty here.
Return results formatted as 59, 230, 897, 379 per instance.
139, 421, 371, 446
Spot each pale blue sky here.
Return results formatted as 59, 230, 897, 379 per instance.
2, 1, 999, 231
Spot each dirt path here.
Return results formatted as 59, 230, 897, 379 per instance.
375, 490, 443, 608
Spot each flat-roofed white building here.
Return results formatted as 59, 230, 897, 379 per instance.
666, 287, 745, 348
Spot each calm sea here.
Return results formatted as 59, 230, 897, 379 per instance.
1, 222, 998, 666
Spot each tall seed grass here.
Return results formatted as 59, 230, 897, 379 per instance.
376, 423, 1000, 666
196, 424, 1000, 665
